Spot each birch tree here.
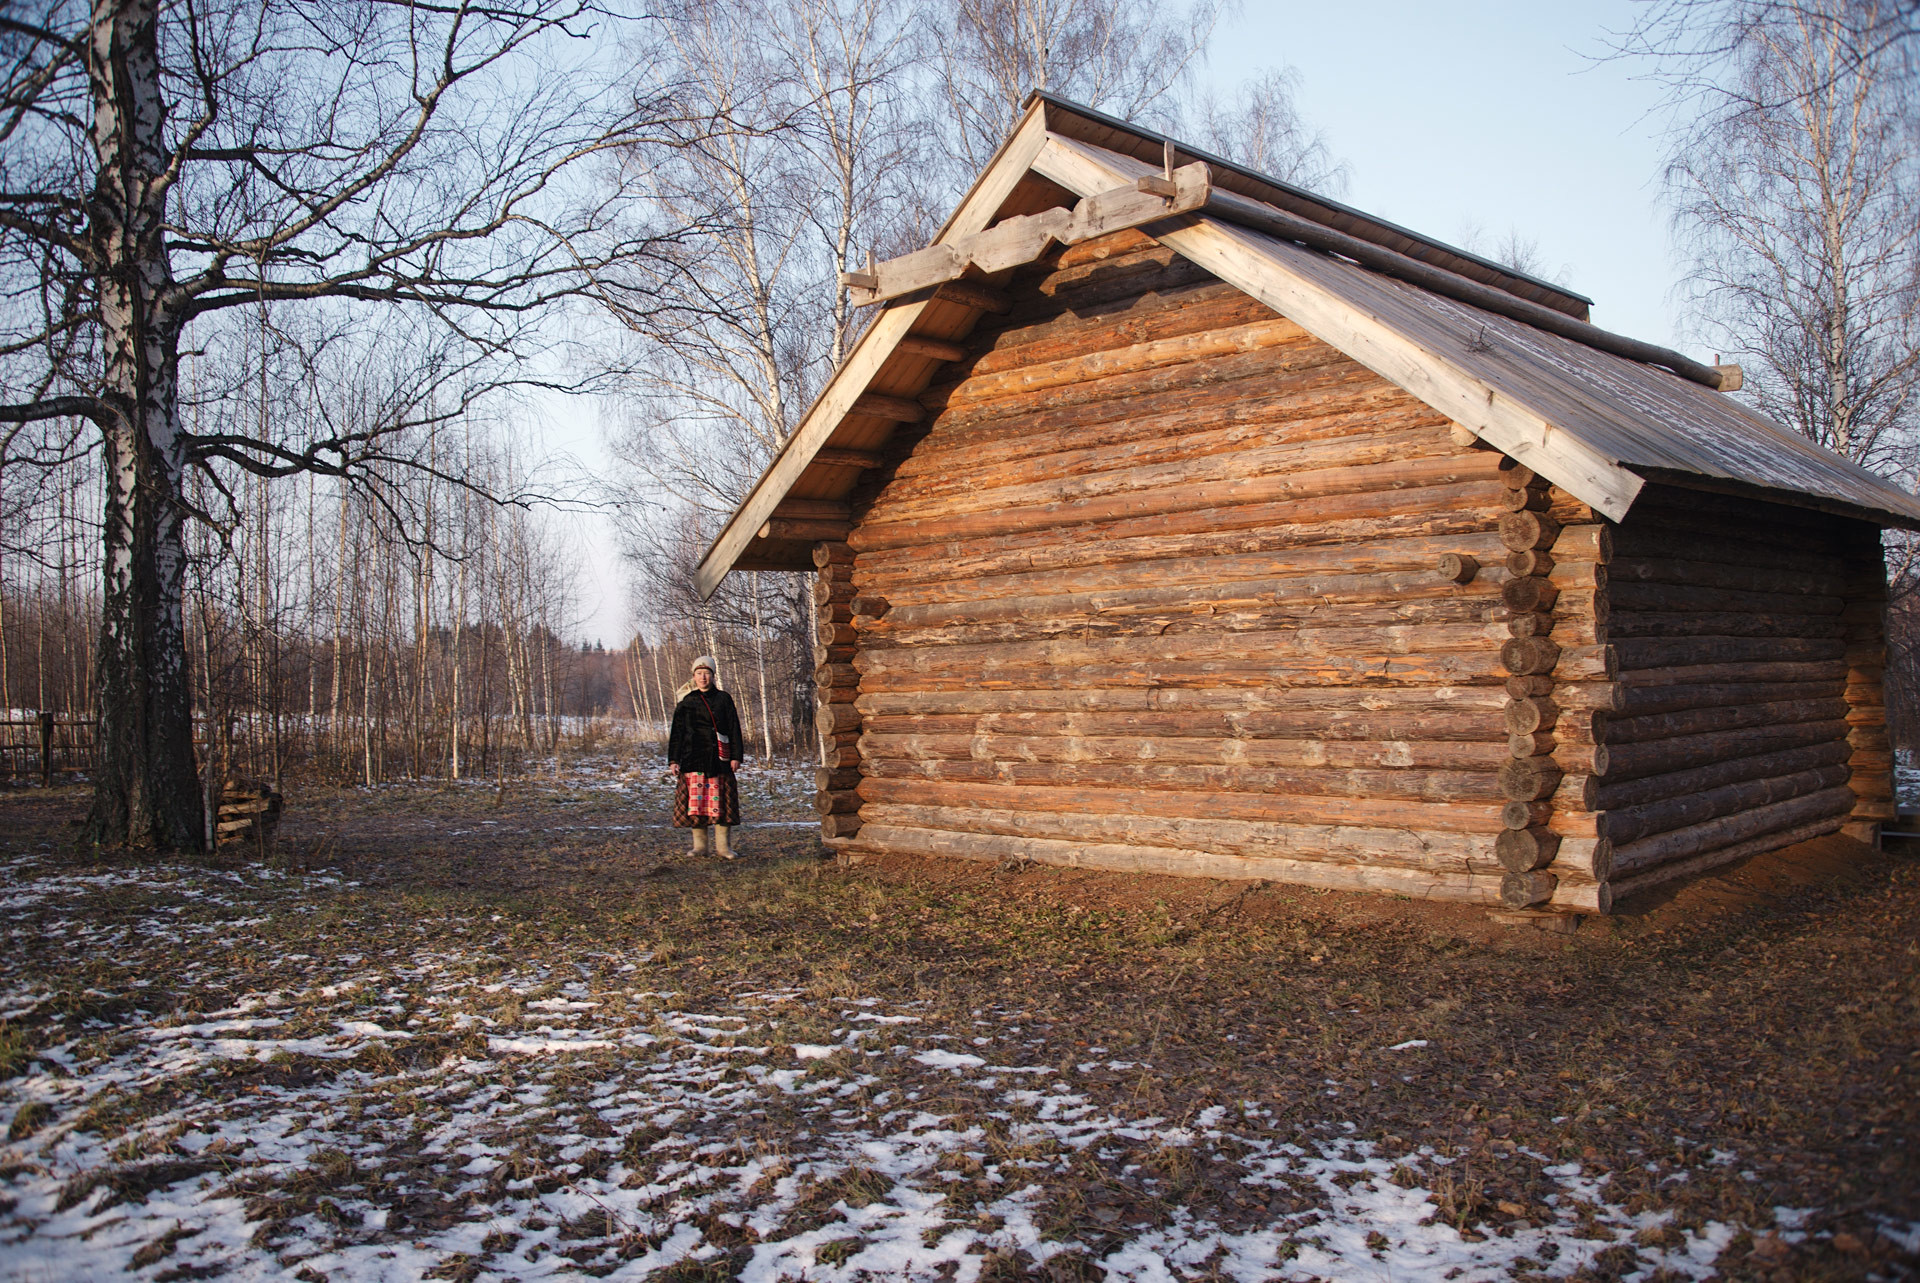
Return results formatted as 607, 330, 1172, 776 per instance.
0, 0, 706, 848
927, 0, 1221, 173
1646, 0, 1919, 471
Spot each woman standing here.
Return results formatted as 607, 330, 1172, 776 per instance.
668, 656, 746, 858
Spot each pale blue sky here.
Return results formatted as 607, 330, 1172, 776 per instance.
566, 3, 1697, 646
1209, 1, 1686, 345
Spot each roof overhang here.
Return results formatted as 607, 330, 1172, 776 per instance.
694, 97, 1920, 597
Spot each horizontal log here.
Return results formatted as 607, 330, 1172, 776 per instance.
1499, 511, 1559, 551
813, 542, 854, 568
858, 433, 1476, 551
1498, 756, 1562, 801
1554, 743, 1609, 775
1503, 800, 1552, 830
817, 704, 863, 735
1602, 719, 1851, 783
1545, 492, 1598, 525
1551, 587, 1608, 627
816, 622, 857, 649
1609, 581, 1844, 617
1551, 705, 1603, 743
855, 651, 1509, 692
856, 775, 1506, 832
860, 801, 1500, 872
819, 813, 864, 839
968, 276, 1270, 375
1604, 764, 1852, 848
1610, 522, 1850, 576
1619, 660, 1850, 690
1547, 560, 1606, 591
1613, 636, 1844, 671
1501, 870, 1557, 908
761, 517, 852, 542
875, 567, 1506, 639
815, 662, 861, 688
1496, 827, 1560, 873
1608, 815, 1849, 904
1553, 645, 1618, 681
1605, 611, 1843, 640
1600, 697, 1849, 745
896, 335, 969, 363
859, 755, 1505, 803
898, 350, 1382, 485
858, 621, 1510, 678
858, 703, 1508, 743
942, 317, 1310, 411
860, 730, 1508, 771
1610, 785, 1858, 877
849, 596, 891, 619
815, 789, 861, 815
1506, 549, 1553, 579
1498, 460, 1537, 489
1509, 731, 1554, 758
1506, 611, 1555, 640
817, 766, 862, 792
932, 279, 1011, 313
1503, 578, 1558, 614
853, 822, 1506, 902
1607, 555, 1846, 596
773, 498, 853, 522
1505, 697, 1558, 735
922, 324, 1369, 441
1547, 880, 1612, 914
1552, 836, 1614, 881
1550, 523, 1613, 564
856, 684, 1506, 719
813, 575, 857, 605
1502, 637, 1560, 675
858, 476, 1511, 590
1613, 679, 1844, 716
868, 595, 1507, 651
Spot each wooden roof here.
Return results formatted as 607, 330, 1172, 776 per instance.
696, 98, 1920, 597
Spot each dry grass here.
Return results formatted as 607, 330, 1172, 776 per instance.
0, 770, 1916, 1279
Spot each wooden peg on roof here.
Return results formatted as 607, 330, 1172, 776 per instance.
1136, 140, 1180, 199
838, 248, 879, 292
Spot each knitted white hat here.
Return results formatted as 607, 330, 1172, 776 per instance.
690, 655, 717, 675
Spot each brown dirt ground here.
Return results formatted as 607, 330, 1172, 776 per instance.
5, 773, 1918, 1280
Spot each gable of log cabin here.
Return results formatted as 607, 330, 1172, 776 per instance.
832, 228, 1528, 904
695, 96, 1920, 605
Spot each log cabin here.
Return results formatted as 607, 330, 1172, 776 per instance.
695, 93, 1920, 918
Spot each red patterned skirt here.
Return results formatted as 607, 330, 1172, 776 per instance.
673, 770, 740, 827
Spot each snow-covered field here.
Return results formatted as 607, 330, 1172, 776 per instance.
0, 852, 1818, 1281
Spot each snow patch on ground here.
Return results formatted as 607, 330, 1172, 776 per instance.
0, 852, 1780, 1280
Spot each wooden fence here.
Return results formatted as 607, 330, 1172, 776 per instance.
0, 714, 91, 785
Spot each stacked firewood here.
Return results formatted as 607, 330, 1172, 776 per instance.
1494, 461, 1616, 914
217, 779, 283, 856
812, 541, 863, 843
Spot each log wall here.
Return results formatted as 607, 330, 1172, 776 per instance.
835, 230, 1520, 902
808, 230, 1895, 911
1589, 485, 1889, 901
